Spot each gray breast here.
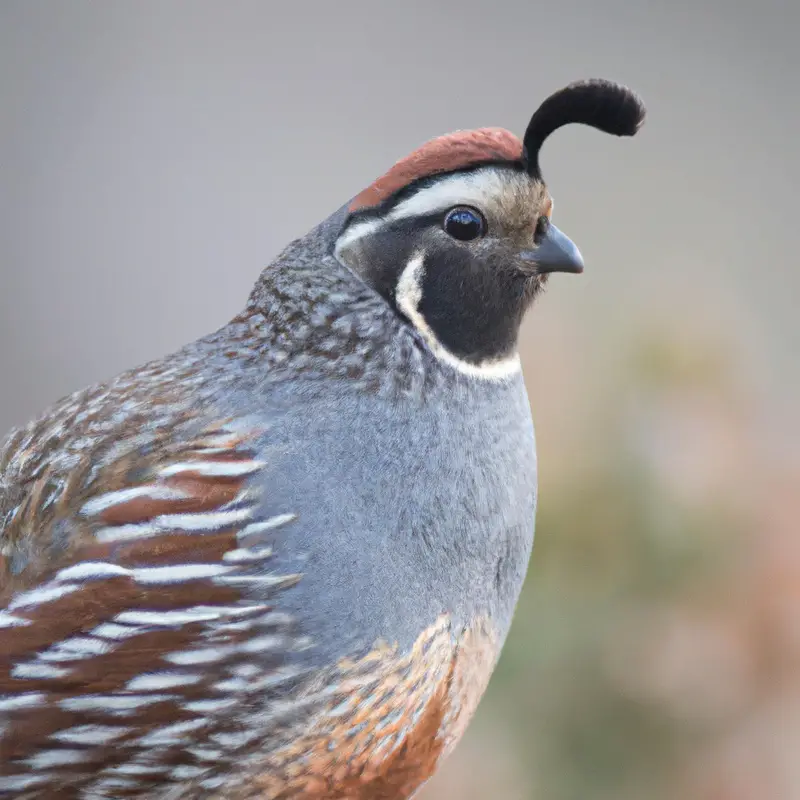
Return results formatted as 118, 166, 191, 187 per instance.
232, 373, 537, 667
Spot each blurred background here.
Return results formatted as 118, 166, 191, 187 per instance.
1, 2, 798, 798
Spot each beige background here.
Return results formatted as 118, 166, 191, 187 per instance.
1, 3, 798, 798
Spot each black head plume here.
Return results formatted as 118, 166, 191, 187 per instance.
522, 79, 646, 180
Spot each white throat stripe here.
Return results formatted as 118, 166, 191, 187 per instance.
395, 252, 521, 381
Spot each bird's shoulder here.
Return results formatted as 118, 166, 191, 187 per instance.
0, 343, 262, 588
0, 350, 313, 794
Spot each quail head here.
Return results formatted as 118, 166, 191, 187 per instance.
0, 79, 645, 799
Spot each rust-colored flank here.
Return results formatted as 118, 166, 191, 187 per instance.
348, 127, 523, 212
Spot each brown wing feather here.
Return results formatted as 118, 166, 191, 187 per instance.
0, 369, 308, 795
0, 355, 207, 581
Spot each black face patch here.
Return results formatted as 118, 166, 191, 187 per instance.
337, 212, 542, 367
414, 243, 536, 364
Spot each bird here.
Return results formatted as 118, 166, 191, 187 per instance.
0, 78, 645, 799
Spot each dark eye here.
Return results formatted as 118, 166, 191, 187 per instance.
443, 206, 486, 241
534, 215, 550, 244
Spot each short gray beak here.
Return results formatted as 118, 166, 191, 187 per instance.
519, 223, 584, 274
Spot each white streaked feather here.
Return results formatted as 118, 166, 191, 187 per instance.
170, 764, 211, 780
95, 523, 163, 543
11, 663, 70, 680
52, 561, 233, 588
195, 603, 270, 618
208, 620, 256, 634
8, 582, 80, 611
248, 668, 306, 692
159, 460, 265, 478
41, 635, 111, 660
239, 514, 297, 539
95, 506, 255, 543
239, 634, 283, 654
60, 694, 176, 713
187, 746, 224, 762
126, 672, 204, 692
91, 622, 145, 641
133, 563, 232, 584
0, 611, 31, 628
55, 562, 130, 582
223, 545, 273, 563
231, 664, 262, 678
115, 608, 228, 627
183, 697, 237, 713
212, 677, 248, 693
25, 748, 89, 768
0, 692, 46, 710
220, 487, 260, 509
164, 647, 234, 666
151, 507, 254, 532
91, 776, 140, 791
200, 776, 228, 790
95, 504, 264, 544
52, 724, 130, 746
107, 763, 169, 776
0, 775, 49, 791
213, 572, 300, 588
210, 728, 261, 748
136, 718, 209, 747
81, 485, 188, 517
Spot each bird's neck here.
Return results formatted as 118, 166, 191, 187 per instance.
238, 236, 438, 398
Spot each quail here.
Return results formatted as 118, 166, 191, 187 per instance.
0, 79, 645, 799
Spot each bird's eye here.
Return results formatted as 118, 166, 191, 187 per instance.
534, 215, 550, 244
443, 206, 486, 241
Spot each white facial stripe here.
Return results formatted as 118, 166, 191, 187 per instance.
334, 216, 383, 257
336, 167, 529, 258
395, 252, 521, 381
387, 169, 512, 223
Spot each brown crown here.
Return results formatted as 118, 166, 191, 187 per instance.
348, 127, 523, 213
